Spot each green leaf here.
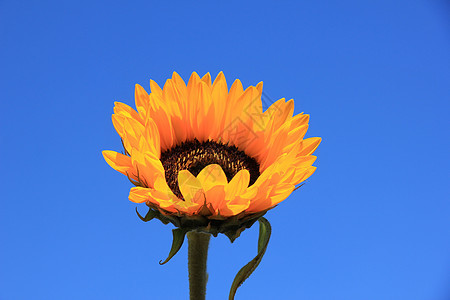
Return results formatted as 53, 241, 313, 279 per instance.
159, 228, 189, 265
228, 217, 272, 300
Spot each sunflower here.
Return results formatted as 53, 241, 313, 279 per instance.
102, 71, 320, 239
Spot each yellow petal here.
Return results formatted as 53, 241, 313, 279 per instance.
197, 164, 228, 192
218, 198, 250, 217
293, 155, 317, 168
256, 81, 263, 95
262, 98, 286, 125
228, 79, 244, 102
299, 137, 321, 156
201, 72, 212, 87
102, 150, 136, 180
129, 187, 149, 203
226, 169, 250, 199
209, 72, 228, 140
149, 79, 162, 97
144, 118, 161, 158
178, 170, 205, 204
212, 71, 228, 95
292, 166, 317, 184
170, 72, 188, 115
196, 81, 213, 141
146, 94, 175, 150
123, 117, 145, 151
134, 85, 149, 118
245, 183, 271, 213
111, 114, 125, 137
153, 176, 175, 197
222, 79, 244, 140
269, 183, 295, 206
130, 150, 165, 188
282, 124, 309, 154
260, 129, 289, 171
186, 73, 201, 138
172, 72, 187, 92
174, 200, 202, 215
264, 98, 294, 130
129, 187, 179, 213
162, 79, 183, 117
114, 101, 142, 123
288, 113, 310, 130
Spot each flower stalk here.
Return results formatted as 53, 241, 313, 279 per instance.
187, 231, 211, 300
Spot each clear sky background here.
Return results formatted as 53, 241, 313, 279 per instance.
1, 1, 449, 299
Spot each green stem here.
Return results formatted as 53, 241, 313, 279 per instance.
187, 231, 211, 300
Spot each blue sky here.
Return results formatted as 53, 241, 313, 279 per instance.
1, 1, 449, 299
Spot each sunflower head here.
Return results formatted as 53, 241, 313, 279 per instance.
103, 71, 320, 241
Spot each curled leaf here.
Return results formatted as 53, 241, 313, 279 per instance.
159, 228, 189, 265
136, 207, 158, 222
228, 217, 271, 300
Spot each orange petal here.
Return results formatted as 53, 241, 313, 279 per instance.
204, 184, 226, 214
171, 115, 189, 145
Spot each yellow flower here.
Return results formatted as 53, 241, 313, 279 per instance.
102, 72, 320, 236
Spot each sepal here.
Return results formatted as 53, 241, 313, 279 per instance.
159, 228, 189, 265
136, 207, 170, 224
136, 205, 268, 242
135, 206, 270, 268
